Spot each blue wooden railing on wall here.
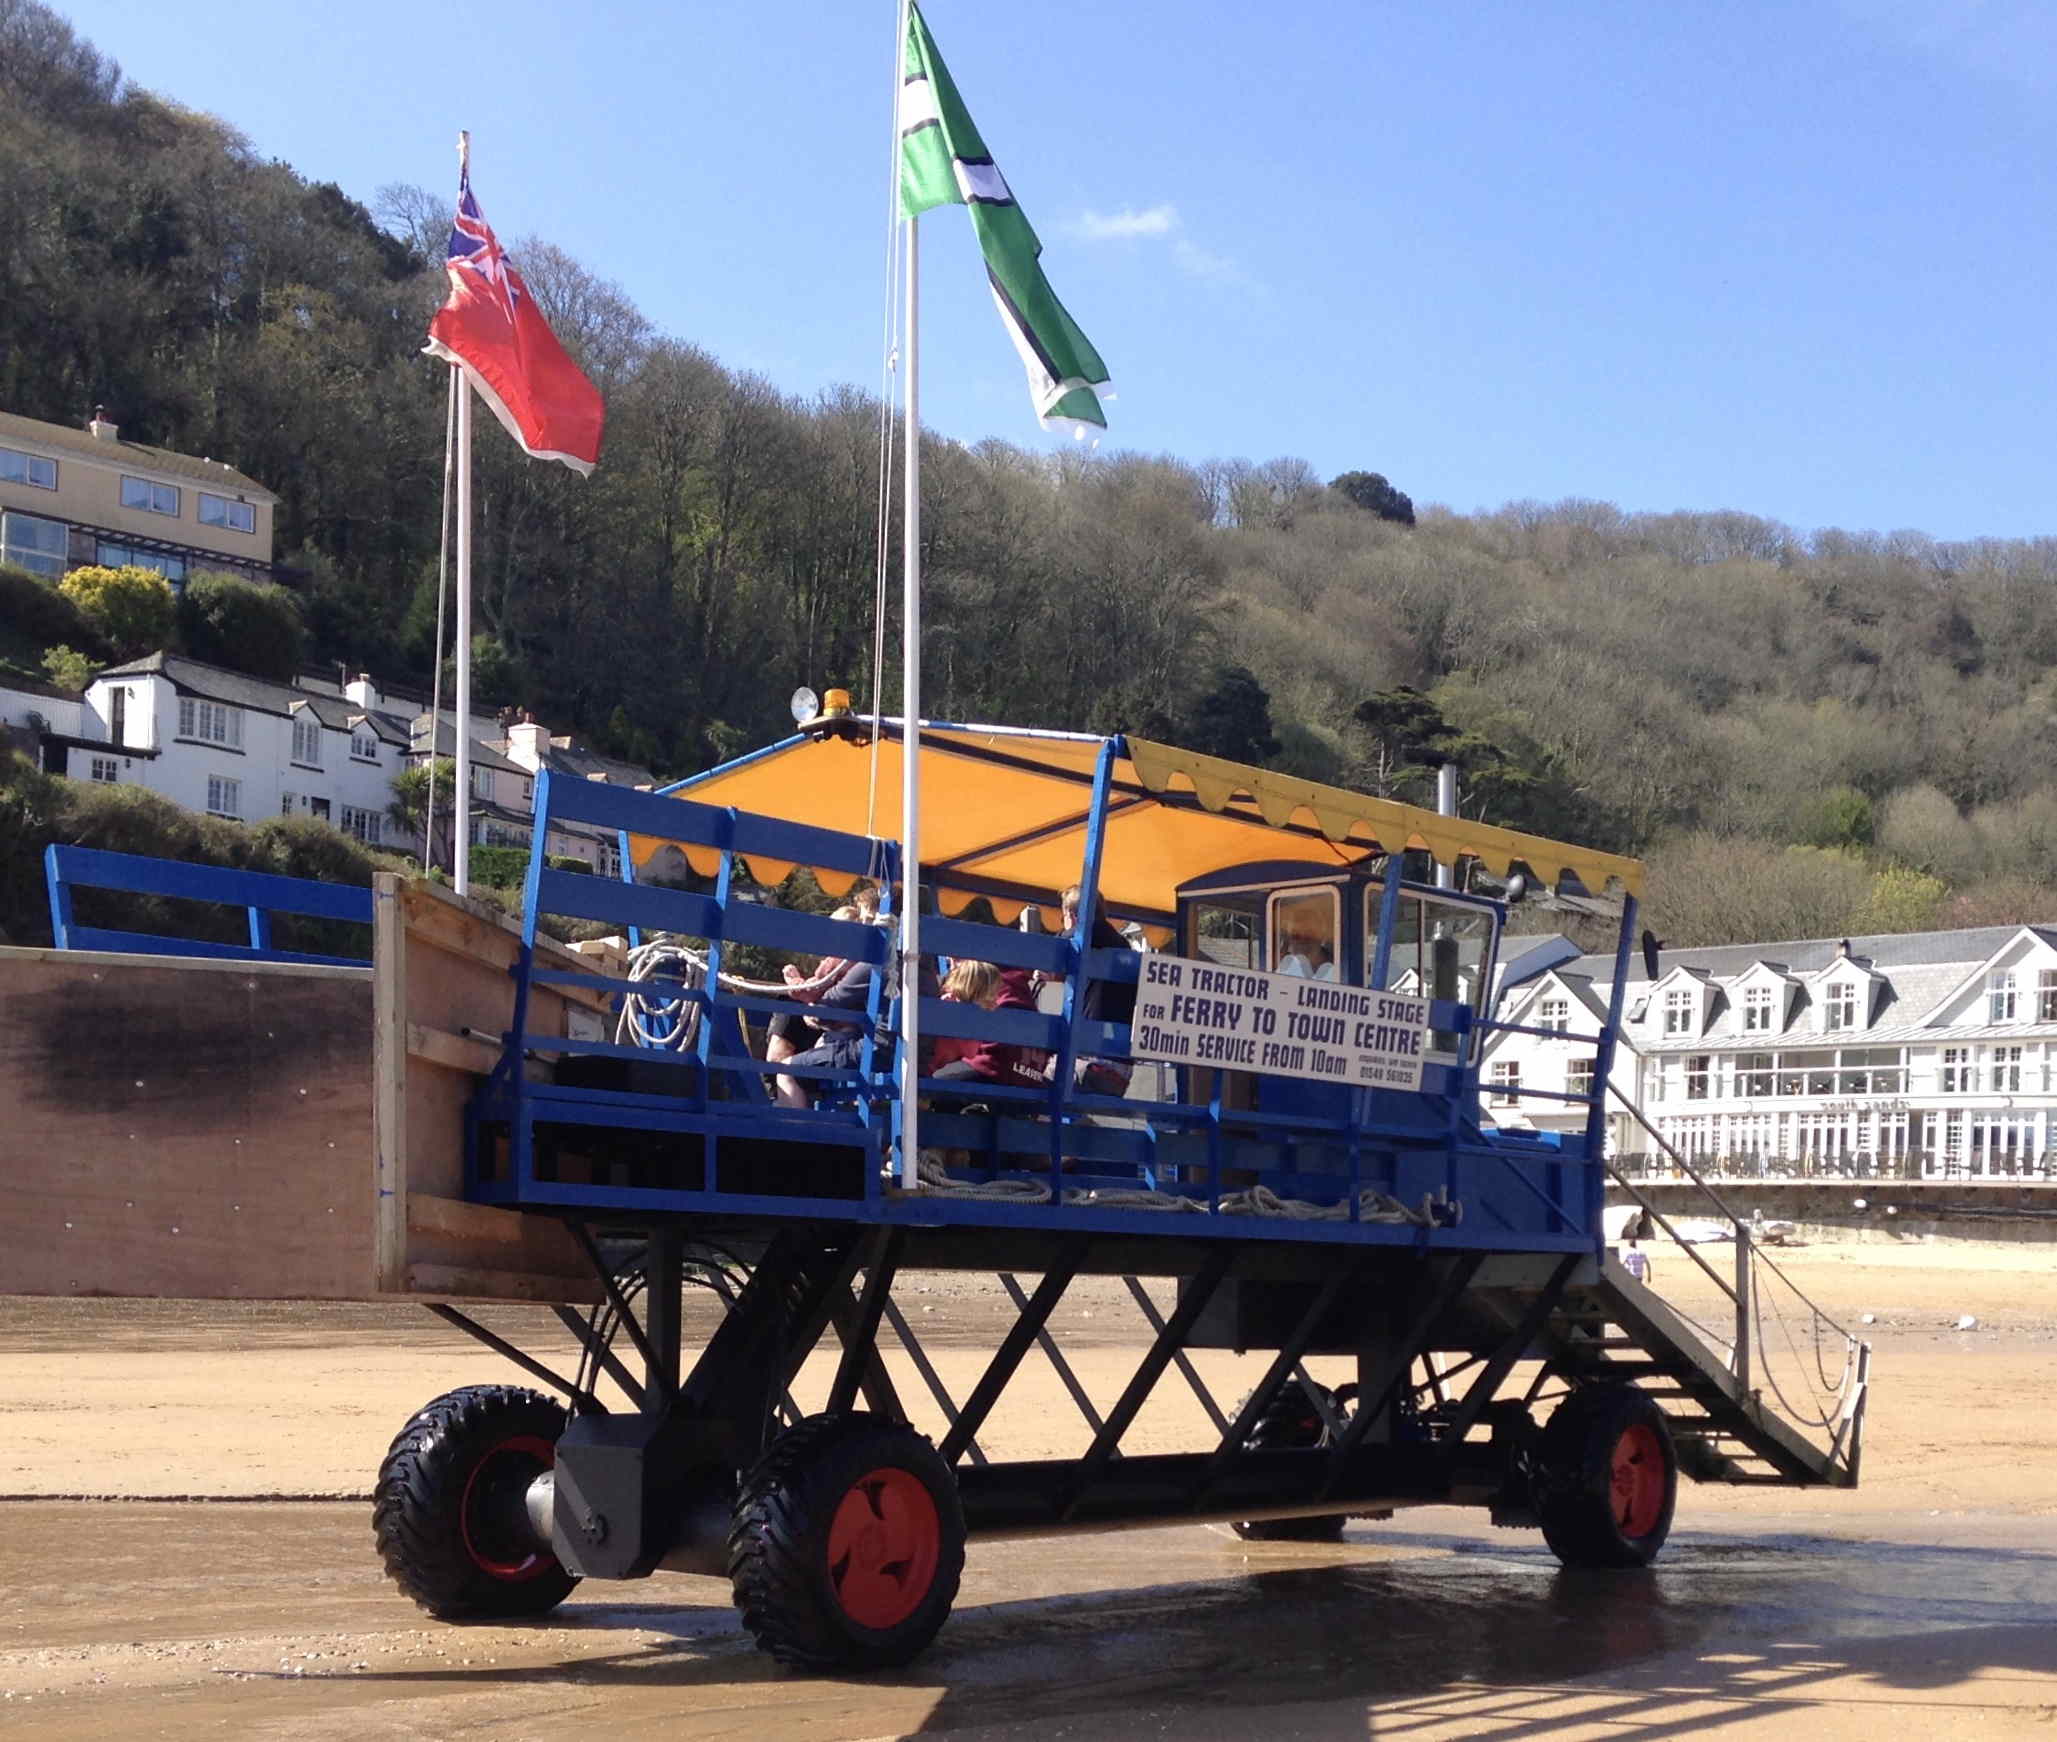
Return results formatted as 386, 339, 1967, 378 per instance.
44, 844, 374, 967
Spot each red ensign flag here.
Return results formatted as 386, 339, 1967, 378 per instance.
424, 158, 604, 474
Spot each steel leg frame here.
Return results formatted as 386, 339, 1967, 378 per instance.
424, 1224, 1609, 1564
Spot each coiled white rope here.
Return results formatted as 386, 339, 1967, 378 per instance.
613, 936, 840, 1052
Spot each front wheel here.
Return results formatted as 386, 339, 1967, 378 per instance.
1535, 1385, 1678, 1568
372, 1384, 578, 1619
728, 1412, 965, 1671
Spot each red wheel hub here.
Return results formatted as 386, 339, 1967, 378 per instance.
1610, 1423, 1666, 1540
827, 1466, 942, 1630
460, 1434, 554, 1580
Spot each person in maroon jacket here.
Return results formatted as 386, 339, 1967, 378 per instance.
930, 963, 1046, 1100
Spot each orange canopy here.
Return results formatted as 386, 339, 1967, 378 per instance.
628, 724, 1642, 924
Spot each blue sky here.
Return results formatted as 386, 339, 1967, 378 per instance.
56, 0, 2057, 539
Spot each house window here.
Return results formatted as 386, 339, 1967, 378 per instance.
1538, 997, 1569, 1033
339, 805, 383, 846
291, 713, 322, 766
1663, 989, 1694, 1035
109, 686, 127, 746
87, 756, 118, 783
1989, 972, 2018, 1023
177, 697, 242, 749
94, 539, 186, 583
1567, 1056, 1596, 1099
597, 838, 620, 879
1, 510, 67, 577
281, 792, 297, 816
205, 774, 241, 819
472, 764, 493, 799
1824, 982, 1857, 1031
198, 492, 255, 533
1488, 1061, 1520, 1106
2040, 970, 2057, 1023
0, 446, 56, 489
1736, 1052, 1775, 1097
351, 726, 378, 761
1990, 1045, 2024, 1094
1742, 985, 1774, 1031
522, 776, 535, 808
1685, 1055, 1711, 1100
121, 476, 180, 516
1941, 1047, 1972, 1094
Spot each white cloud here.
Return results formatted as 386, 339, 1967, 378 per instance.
1171, 239, 1247, 285
1069, 203, 1182, 241
1838, 0, 2057, 98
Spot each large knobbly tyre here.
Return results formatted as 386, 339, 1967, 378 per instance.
728, 1412, 966, 1672
373, 1384, 579, 1619
1230, 1381, 1348, 1543
1535, 1384, 1678, 1569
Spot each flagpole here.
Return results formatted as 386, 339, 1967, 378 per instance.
453, 370, 475, 898
897, 208, 921, 1187
450, 130, 476, 899
424, 364, 457, 874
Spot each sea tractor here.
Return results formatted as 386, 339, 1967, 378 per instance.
359, 709, 1869, 1671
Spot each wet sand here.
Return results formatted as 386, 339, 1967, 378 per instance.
4, 1241, 2057, 1738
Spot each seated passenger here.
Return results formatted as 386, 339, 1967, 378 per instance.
930, 963, 1045, 1097
765, 903, 861, 1067
1040, 884, 1135, 1098
774, 952, 879, 1108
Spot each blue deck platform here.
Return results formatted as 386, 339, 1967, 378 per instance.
467, 747, 1634, 1260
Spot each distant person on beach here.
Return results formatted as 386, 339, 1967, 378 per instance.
1621, 1237, 1653, 1285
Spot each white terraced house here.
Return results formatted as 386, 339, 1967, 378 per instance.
1481, 924, 2057, 1180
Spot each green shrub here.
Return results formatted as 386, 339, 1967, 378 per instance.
41, 645, 93, 690
470, 844, 531, 886
58, 565, 176, 659
179, 571, 306, 679
0, 562, 98, 651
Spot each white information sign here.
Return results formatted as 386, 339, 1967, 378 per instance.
1130, 953, 1432, 1093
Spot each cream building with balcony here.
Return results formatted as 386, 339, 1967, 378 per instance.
1482, 924, 2057, 1179
0, 406, 276, 588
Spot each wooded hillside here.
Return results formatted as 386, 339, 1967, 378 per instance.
6, 0, 2055, 946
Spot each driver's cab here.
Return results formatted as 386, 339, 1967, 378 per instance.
1176, 858, 1502, 1136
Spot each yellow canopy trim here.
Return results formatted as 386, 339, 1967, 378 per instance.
625, 726, 1642, 916
1123, 738, 1643, 899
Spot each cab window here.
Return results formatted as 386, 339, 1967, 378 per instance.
1368, 887, 1498, 1056
1268, 886, 1340, 981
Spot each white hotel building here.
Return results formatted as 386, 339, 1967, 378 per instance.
1481, 925, 2057, 1178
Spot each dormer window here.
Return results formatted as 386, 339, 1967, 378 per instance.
1989, 971, 2018, 1023
1538, 997, 1569, 1033
1662, 989, 1693, 1035
1824, 983, 1857, 1031
352, 725, 378, 761
291, 712, 322, 767
1742, 985, 1774, 1031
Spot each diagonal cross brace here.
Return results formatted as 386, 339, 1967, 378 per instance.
1320, 1254, 1484, 1498
1123, 1275, 1231, 1436
1000, 1269, 1107, 1441
942, 1245, 1089, 1465
1061, 1247, 1236, 1521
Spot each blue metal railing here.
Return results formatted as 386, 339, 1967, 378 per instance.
44, 844, 373, 967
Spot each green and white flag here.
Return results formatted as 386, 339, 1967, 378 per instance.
899, 2, 1111, 437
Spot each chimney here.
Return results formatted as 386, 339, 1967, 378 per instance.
344, 672, 380, 709
87, 405, 119, 442
1837, 939, 1852, 960
507, 718, 549, 771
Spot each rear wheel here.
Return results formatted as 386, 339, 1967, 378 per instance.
1229, 1380, 1348, 1543
1535, 1385, 1678, 1568
373, 1384, 577, 1619
729, 1412, 965, 1671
